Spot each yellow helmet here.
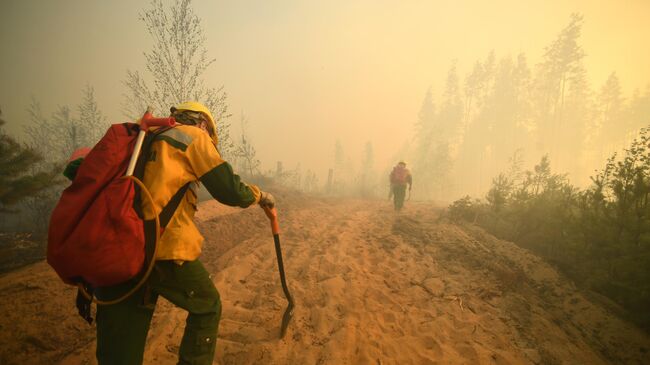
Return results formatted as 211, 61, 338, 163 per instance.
170, 101, 218, 145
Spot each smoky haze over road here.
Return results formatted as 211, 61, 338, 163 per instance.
1, 0, 649, 202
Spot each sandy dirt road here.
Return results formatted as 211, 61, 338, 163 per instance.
0, 195, 649, 364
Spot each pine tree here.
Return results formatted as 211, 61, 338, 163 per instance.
512, 53, 534, 146
332, 140, 347, 195
463, 61, 483, 127
477, 55, 532, 174
588, 73, 625, 163
412, 88, 436, 198
412, 68, 460, 200
627, 86, 650, 140
456, 52, 500, 196
533, 13, 590, 174
440, 61, 463, 148
437, 62, 463, 197
0, 109, 60, 214
358, 141, 376, 197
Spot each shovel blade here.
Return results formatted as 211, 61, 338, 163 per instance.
280, 302, 294, 338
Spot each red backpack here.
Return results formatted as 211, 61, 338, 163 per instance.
47, 114, 186, 302
390, 166, 410, 185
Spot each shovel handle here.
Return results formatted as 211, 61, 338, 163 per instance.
263, 206, 280, 235
262, 205, 294, 338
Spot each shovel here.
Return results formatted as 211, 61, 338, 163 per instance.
262, 206, 295, 339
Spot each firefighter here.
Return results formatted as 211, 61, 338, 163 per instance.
94, 101, 274, 365
389, 161, 412, 211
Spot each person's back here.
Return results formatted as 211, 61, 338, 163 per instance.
140, 123, 259, 260
390, 164, 411, 186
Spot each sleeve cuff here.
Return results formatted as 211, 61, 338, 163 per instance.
247, 184, 262, 204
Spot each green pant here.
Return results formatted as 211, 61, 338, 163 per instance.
96, 260, 221, 365
392, 184, 407, 211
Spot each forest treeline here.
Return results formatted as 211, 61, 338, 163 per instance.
447, 129, 650, 332
411, 14, 650, 200
309, 13, 650, 201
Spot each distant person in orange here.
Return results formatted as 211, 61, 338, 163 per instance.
389, 161, 412, 211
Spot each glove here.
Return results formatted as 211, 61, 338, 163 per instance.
259, 191, 275, 209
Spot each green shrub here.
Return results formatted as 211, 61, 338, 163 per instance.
448, 128, 650, 331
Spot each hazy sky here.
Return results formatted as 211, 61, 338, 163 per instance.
1, 0, 649, 176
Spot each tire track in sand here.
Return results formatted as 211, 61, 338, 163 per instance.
197, 200, 485, 365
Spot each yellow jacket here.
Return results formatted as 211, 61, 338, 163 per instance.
141, 125, 261, 261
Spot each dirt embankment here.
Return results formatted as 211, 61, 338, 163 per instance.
0, 194, 649, 364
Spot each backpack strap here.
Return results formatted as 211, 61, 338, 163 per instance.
159, 183, 191, 228
141, 182, 191, 266
132, 125, 176, 221
137, 125, 192, 227
132, 126, 173, 184
134, 125, 192, 258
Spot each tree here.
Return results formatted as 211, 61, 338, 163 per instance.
24, 102, 75, 164
412, 88, 437, 198
24, 98, 56, 161
411, 75, 459, 200
582, 73, 625, 167
123, 0, 233, 155
624, 85, 650, 146
302, 170, 319, 193
54, 106, 83, 162
473, 55, 533, 175
332, 140, 346, 194
533, 13, 590, 174
412, 89, 453, 198
486, 173, 513, 213
78, 84, 108, 145
0, 108, 59, 214
478, 50, 497, 104
233, 112, 260, 178
25, 86, 107, 163
22, 87, 107, 232
358, 141, 376, 197
463, 61, 483, 127
440, 61, 464, 149
512, 53, 534, 147
413, 87, 436, 165
334, 140, 345, 170
291, 163, 302, 189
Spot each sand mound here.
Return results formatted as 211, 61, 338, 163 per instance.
0, 197, 649, 364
